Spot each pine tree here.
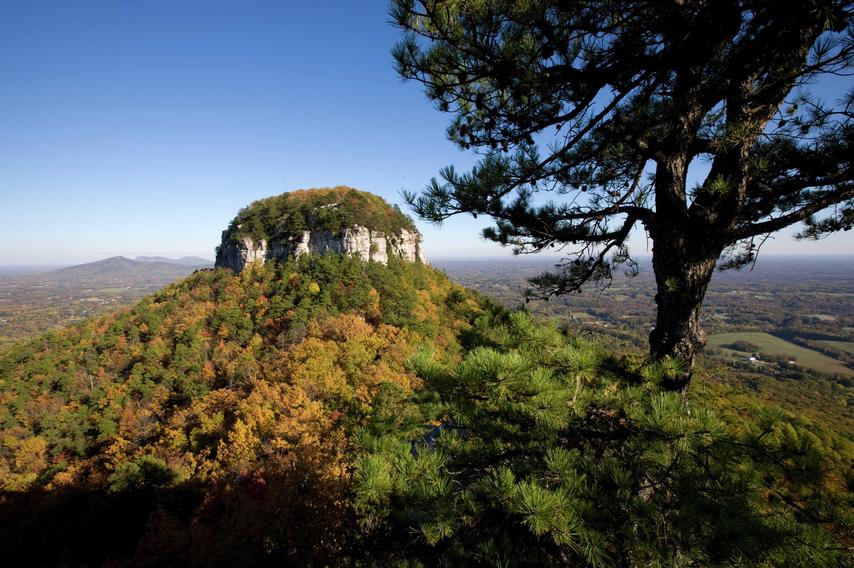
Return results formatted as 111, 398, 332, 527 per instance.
354, 313, 852, 566
391, 0, 854, 389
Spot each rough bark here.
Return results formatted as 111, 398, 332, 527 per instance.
648, 231, 720, 392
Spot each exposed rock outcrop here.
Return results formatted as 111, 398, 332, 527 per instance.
214, 189, 427, 272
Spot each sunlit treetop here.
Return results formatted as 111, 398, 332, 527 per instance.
226, 186, 418, 242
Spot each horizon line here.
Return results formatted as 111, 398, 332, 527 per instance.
3, 252, 854, 267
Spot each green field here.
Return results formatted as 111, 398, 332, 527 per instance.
708, 332, 852, 376
819, 340, 854, 355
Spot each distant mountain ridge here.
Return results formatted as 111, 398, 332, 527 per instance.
45, 256, 212, 280
0, 257, 215, 348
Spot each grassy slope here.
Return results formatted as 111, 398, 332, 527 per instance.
819, 340, 854, 355
708, 331, 852, 375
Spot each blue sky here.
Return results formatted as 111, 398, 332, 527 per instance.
1, 1, 851, 264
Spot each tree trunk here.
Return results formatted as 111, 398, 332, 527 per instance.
648, 237, 720, 392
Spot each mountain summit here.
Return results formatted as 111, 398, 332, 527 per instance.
215, 187, 426, 272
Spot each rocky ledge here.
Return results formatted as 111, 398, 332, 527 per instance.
214, 188, 427, 272
215, 225, 425, 272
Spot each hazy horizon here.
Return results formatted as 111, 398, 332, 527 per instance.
3, 252, 853, 270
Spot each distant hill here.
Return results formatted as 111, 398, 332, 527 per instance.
45, 256, 210, 281
134, 256, 213, 266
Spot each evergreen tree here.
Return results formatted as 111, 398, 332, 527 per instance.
354, 313, 852, 566
391, 0, 854, 389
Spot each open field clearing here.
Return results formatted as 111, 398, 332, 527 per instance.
708, 332, 852, 376
819, 340, 854, 355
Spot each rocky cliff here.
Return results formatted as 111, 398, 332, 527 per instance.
215, 188, 427, 272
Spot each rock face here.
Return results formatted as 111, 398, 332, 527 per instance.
215, 225, 426, 272
215, 187, 428, 272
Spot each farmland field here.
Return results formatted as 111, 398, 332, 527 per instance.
707, 332, 852, 375
819, 340, 854, 355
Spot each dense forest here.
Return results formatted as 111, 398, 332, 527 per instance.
0, 254, 485, 564
0, 252, 851, 565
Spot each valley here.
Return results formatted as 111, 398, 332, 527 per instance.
434, 255, 854, 375
435, 256, 854, 438
0, 257, 211, 348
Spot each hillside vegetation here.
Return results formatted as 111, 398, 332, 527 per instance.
0, 255, 490, 564
0, 253, 850, 566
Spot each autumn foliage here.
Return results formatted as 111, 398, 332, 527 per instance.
0, 253, 850, 565
0, 254, 489, 565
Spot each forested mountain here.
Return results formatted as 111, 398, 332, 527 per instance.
0, 254, 487, 565
0, 191, 850, 566
215, 187, 425, 271
46, 256, 211, 279
224, 186, 417, 243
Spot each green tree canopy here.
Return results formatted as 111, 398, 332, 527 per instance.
225, 186, 417, 242
392, 0, 854, 389
354, 313, 852, 566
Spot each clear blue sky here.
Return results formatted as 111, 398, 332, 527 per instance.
1, 1, 851, 264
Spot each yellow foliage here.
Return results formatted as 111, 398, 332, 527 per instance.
202, 360, 216, 382
0, 435, 49, 490
287, 337, 350, 401
366, 287, 381, 320
102, 437, 134, 474
14, 436, 47, 473
318, 313, 374, 342
211, 381, 346, 483
284, 315, 420, 405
